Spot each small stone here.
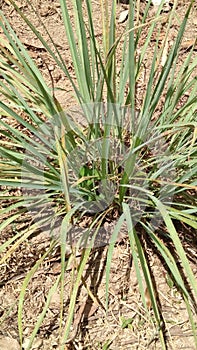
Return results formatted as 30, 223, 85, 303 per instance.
49, 291, 60, 310
0, 336, 20, 350
193, 18, 197, 26
22, 338, 31, 350
118, 9, 129, 23
23, 327, 30, 335
32, 338, 43, 349
23, 337, 43, 349
48, 64, 55, 71
151, 0, 168, 5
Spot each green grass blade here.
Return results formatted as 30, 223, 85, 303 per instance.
150, 196, 197, 298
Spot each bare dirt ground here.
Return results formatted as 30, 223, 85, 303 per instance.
0, 1, 197, 349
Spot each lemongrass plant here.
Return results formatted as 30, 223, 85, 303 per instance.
0, 0, 196, 349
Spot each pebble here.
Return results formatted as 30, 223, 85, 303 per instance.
118, 10, 129, 24
23, 337, 43, 349
0, 336, 20, 350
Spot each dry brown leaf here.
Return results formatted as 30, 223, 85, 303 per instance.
145, 286, 152, 309
161, 40, 169, 67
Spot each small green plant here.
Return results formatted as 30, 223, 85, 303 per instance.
0, 0, 196, 349
78, 163, 101, 200
121, 316, 134, 329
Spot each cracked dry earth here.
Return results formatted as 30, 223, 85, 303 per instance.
0, 0, 197, 349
